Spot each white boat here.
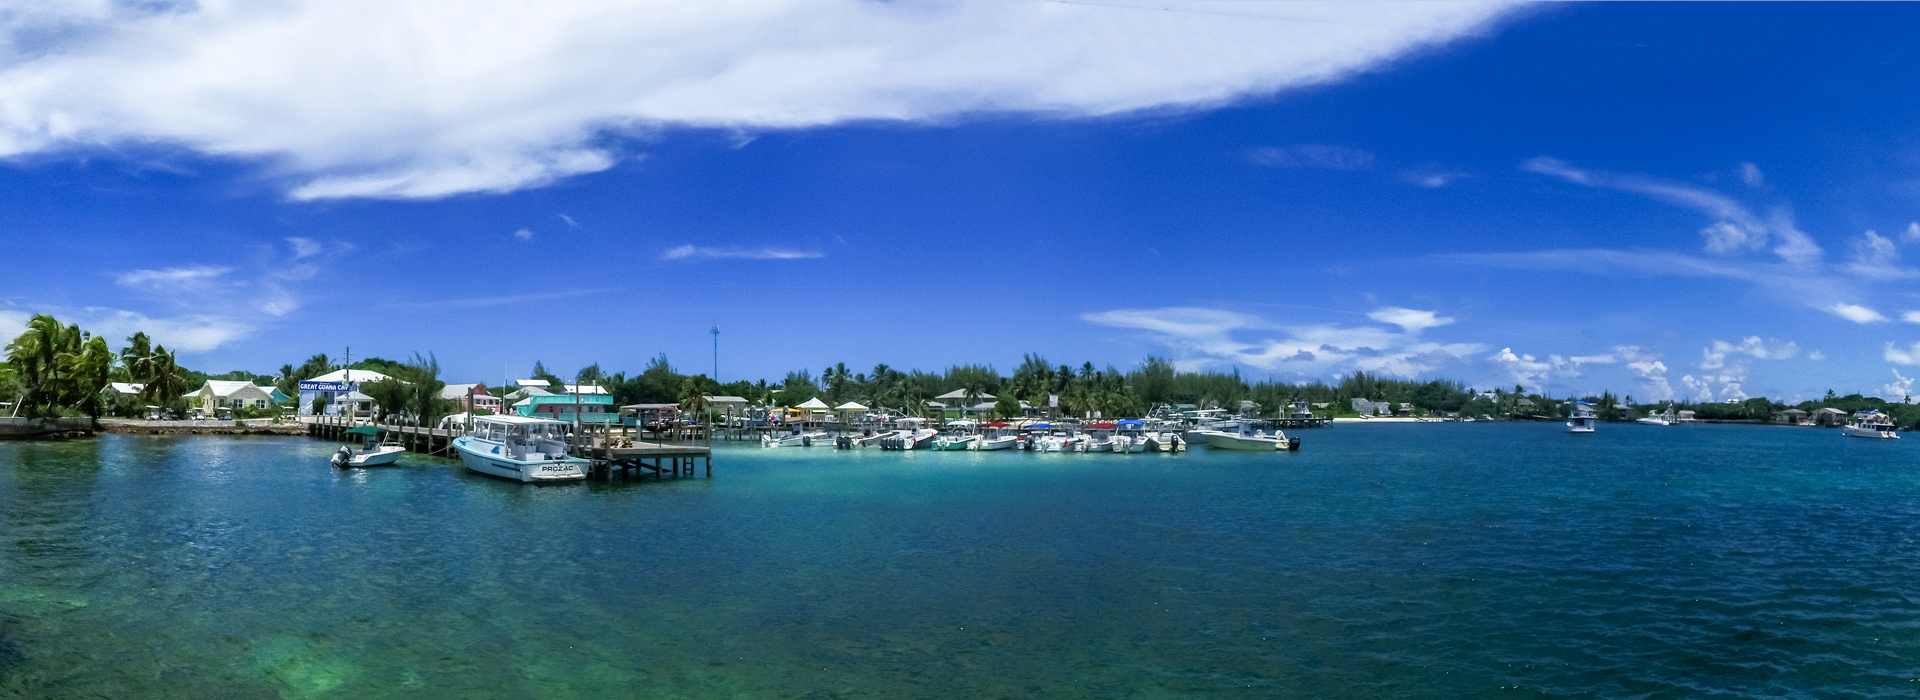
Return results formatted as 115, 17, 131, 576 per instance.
1842, 410, 1899, 439
451, 415, 588, 483
762, 425, 812, 448
1201, 421, 1297, 451
1083, 424, 1118, 452
1113, 420, 1147, 453
1567, 401, 1597, 433
976, 422, 1019, 451
934, 420, 980, 450
881, 418, 938, 450
330, 425, 405, 467
1635, 407, 1674, 426
1142, 421, 1185, 452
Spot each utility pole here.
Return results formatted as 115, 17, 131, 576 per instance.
710, 325, 720, 383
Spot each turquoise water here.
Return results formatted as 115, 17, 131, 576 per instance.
1, 424, 1918, 697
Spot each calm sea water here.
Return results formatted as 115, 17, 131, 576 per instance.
1, 424, 1918, 698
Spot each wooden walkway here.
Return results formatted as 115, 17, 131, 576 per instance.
301, 417, 713, 480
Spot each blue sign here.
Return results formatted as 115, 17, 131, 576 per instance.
298, 381, 349, 391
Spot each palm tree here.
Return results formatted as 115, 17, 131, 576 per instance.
408, 352, 446, 426
141, 347, 186, 411
121, 332, 154, 385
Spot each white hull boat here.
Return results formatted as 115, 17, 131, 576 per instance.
1567, 402, 1597, 433
1201, 422, 1297, 451
452, 416, 587, 483
332, 443, 404, 467
976, 435, 1018, 451
331, 426, 406, 468
1842, 412, 1899, 439
762, 433, 810, 447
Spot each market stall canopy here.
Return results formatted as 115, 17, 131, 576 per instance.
834, 401, 869, 411
795, 398, 831, 410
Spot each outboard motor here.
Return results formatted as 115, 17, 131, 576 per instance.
1287, 437, 1301, 451
331, 445, 353, 468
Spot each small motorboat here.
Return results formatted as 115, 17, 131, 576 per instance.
1083, 423, 1117, 452
331, 426, 405, 468
1113, 419, 1147, 453
1201, 420, 1299, 451
762, 425, 811, 447
881, 418, 938, 450
976, 422, 1019, 451
1842, 410, 1899, 439
934, 419, 980, 450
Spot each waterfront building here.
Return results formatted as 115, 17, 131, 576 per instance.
297, 368, 393, 416
512, 390, 617, 423
192, 381, 277, 412
441, 383, 502, 413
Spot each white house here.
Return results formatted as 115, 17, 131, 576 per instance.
101, 382, 145, 400
440, 383, 502, 413
193, 381, 277, 411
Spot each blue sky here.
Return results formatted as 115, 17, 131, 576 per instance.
6, 1, 1920, 402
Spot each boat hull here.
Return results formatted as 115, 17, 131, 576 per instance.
452, 437, 587, 482
1202, 431, 1292, 451
349, 445, 405, 466
1842, 426, 1899, 439
934, 436, 978, 450
977, 436, 1017, 451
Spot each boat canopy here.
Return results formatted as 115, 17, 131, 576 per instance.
345, 426, 385, 437
983, 422, 1011, 427
1088, 422, 1116, 429
1571, 401, 1593, 405
1025, 423, 1052, 429
1116, 419, 1144, 426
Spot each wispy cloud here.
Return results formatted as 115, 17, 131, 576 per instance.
1247, 145, 1376, 170
662, 245, 822, 261
1521, 157, 1822, 266
0, 1, 1524, 200
1082, 305, 1485, 378
513, 228, 534, 241
117, 265, 232, 292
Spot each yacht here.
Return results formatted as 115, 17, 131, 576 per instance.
976, 422, 1020, 451
1567, 401, 1597, 433
451, 415, 588, 483
934, 420, 980, 450
330, 426, 405, 467
1842, 410, 1899, 439
1201, 420, 1299, 451
1636, 407, 1674, 426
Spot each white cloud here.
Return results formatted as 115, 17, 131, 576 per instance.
1366, 306, 1454, 334
661, 245, 822, 261
1886, 342, 1920, 366
1845, 229, 1914, 279
0, 0, 1523, 200
513, 228, 534, 241
0, 306, 249, 353
1808, 349, 1825, 361
1488, 347, 1551, 389
1830, 303, 1888, 324
1700, 336, 1798, 370
1520, 157, 1821, 266
286, 237, 322, 259
1082, 305, 1485, 378
1883, 368, 1915, 402
557, 213, 577, 227
1615, 346, 1672, 401
1739, 161, 1764, 188
1903, 311, 1920, 324
1248, 145, 1375, 170
1404, 171, 1465, 188
1904, 222, 1920, 244
116, 265, 232, 291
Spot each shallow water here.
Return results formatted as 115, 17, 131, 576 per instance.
1, 424, 1918, 698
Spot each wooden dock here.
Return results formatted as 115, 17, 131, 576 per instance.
301, 416, 713, 481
